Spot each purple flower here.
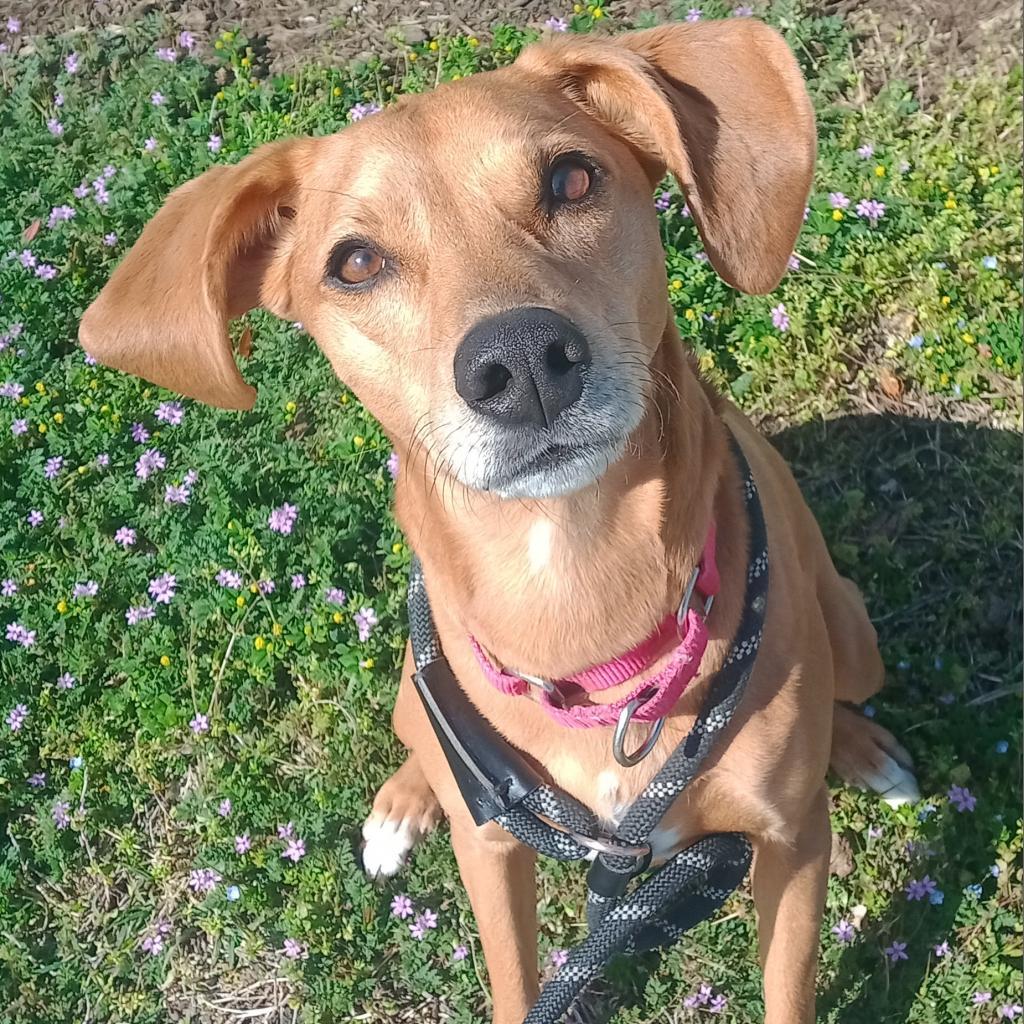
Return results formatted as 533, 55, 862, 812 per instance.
103, 165, 116, 179
144, 137, 158, 153
409, 909, 437, 940
57, 672, 75, 689
933, 940, 950, 957
135, 448, 166, 480
12, 418, 28, 435
277, 822, 294, 839
290, 573, 306, 590
884, 940, 908, 963
164, 483, 190, 505
217, 569, 243, 589
832, 919, 855, 943
218, 798, 232, 817
709, 994, 728, 1014
548, 949, 569, 968
95, 452, 109, 466
655, 191, 672, 212
905, 876, 937, 901
151, 91, 165, 105
7, 17, 21, 32
1, 579, 17, 596
126, 605, 155, 625
114, 526, 137, 548
544, 17, 568, 31
828, 192, 851, 210
189, 713, 209, 735
349, 102, 382, 122
72, 581, 98, 599
103, 232, 118, 247
44, 455, 64, 479
282, 838, 306, 862
390, 894, 414, 919
178, 30, 197, 50
35, 263, 58, 280
47, 118, 64, 137
771, 303, 790, 332
6, 622, 36, 647
324, 587, 347, 606
354, 606, 378, 641
686, 8, 703, 21
155, 47, 177, 62
386, 451, 399, 479
64, 52, 79, 74
1, 380, 24, 399
155, 400, 184, 425
207, 134, 222, 153
857, 143, 874, 159
188, 867, 221, 893
855, 198, 886, 226
268, 503, 299, 535
234, 833, 251, 854
74, 182, 90, 198
28, 771, 46, 788
131, 422, 150, 443
184, 469, 199, 486
257, 579, 275, 595
974, 992, 993, 1005
47, 204, 76, 228
947, 784, 976, 812
453, 943, 468, 961
148, 573, 177, 604
7, 703, 28, 731
17, 250, 36, 269
52, 800, 71, 829
282, 938, 307, 959
26, 509, 43, 527
1000, 1004, 1024, 1020
732, 4, 754, 13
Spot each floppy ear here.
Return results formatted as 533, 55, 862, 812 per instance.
79, 137, 318, 410
516, 20, 816, 294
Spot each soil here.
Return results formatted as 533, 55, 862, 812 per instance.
3, 0, 1019, 90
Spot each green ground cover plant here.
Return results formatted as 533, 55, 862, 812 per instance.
0, 2, 1020, 1021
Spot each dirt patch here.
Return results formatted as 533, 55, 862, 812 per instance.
6, 0, 1021, 84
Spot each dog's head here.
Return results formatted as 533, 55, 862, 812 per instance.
80, 21, 814, 500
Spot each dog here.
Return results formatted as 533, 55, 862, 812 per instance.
80, 19, 920, 1023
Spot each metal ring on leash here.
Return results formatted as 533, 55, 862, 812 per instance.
613, 694, 665, 767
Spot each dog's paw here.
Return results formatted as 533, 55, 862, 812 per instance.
831, 704, 920, 808
361, 756, 442, 879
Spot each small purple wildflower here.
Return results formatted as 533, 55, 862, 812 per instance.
95, 452, 109, 466
1, 380, 24, 399
884, 941, 908, 963
832, 920, 855, 943
12, 418, 28, 435
771, 303, 790, 332
164, 483, 190, 505
72, 581, 98, 599
386, 451, 399, 479
57, 672, 75, 689
151, 91, 165, 105
277, 822, 294, 840
709, 994, 728, 1014
354, 606, 378, 641
282, 838, 306, 862
207, 134, 222, 153
268, 503, 299, 535
7, 703, 28, 731
52, 800, 71, 829
178, 30, 197, 50
131, 422, 150, 443
857, 143, 874, 159
46, 118, 64, 137
148, 572, 177, 604
155, 400, 184, 425
855, 198, 886, 226
349, 102, 382, 121
947, 784, 976, 812
184, 469, 199, 486
283, 938, 307, 959
155, 47, 177, 62
974, 992, 993, 1005
188, 867, 220, 893
829, 191, 850, 209
390, 894, 414, 919
125, 605, 155, 625
144, 137, 158, 153
28, 771, 46, 788
114, 526, 137, 548
257, 579, 275, 595
47, 204, 76, 228
686, 8, 703, 22
234, 833, 251, 854
18, 250, 36, 269
291, 573, 307, 590
27, 509, 44, 527
218, 798, 232, 817
409, 909, 438, 940
44, 455, 64, 479
324, 587, 347, 606
7, 17, 21, 32
655, 191, 671, 212
453, 944, 468, 961
1, 579, 17, 596
135, 448, 166, 480
933, 940, 949, 958
64, 52, 79, 74
732, 4, 754, 13
1000, 1004, 1024, 1019
549, 949, 569, 968
6, 622, 37, 646
544, 16, 568, 31
225, 885, 240, 901
189, 713, 209, 735
103, 232, 118, 247
35, 263, 58, 281
905, 876, 937, 901
216, 569, 243, 589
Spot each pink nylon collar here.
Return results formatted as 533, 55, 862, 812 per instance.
469, 524, 719, 728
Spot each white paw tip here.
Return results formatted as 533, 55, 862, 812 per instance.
877, 763, 921, 808
361, 816, 414, 878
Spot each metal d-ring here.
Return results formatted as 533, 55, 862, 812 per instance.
676, 566, 715, 627
613, 694, 665, 767
513, 670, 566, 709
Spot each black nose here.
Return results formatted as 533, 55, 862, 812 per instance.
453, 307, 592, 429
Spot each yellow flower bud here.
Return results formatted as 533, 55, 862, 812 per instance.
392, 542, 403, 554
254, 636, 266, 650
272, 623, 283, 636
53, 412, 64, 424
832, 209, 844, 221
670, 280, 682, 291
353, 435, 365, 448
160, 655, 171, 667
38, 423, 47, 434
236, 595, 246, 608
56, 600, 68, 614
874, 165, 885, 177
332, 611, 343, 624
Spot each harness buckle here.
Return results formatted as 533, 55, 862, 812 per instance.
613, 691, 665, 767
512, 670, 566, 709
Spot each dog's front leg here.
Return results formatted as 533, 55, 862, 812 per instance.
451, 820, 539, 1023
751, 785, 831, 1024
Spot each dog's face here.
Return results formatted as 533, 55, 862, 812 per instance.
80, 21, 815, 500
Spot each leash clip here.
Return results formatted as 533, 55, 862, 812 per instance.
676, 565, 715, 629
613, 690, 665, 767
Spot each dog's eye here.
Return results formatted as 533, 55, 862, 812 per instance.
549, 157, 592, 204
329, 242, 384, 286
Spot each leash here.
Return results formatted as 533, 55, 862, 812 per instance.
406, 437, 768, 1022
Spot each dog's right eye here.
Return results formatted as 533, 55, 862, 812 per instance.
327, 241, 385, 287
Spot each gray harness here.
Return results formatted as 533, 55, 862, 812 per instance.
405, 438, 769, 1022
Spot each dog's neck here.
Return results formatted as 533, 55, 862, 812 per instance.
395, 319, 731, 680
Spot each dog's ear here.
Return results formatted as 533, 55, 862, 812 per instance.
80, 137, 318, 410
516, 20, 815, 294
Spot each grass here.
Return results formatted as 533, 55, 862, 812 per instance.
0, 2, 1020, 1022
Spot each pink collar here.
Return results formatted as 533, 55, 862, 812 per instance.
469, 524, 719, 729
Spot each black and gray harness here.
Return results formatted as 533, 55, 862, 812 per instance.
406, 440, 769, 1022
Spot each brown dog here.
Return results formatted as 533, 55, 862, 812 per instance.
80, 19, 919, 1023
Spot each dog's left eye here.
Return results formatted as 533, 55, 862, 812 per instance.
327, 241, 385, 288
548, 157, 593, 204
